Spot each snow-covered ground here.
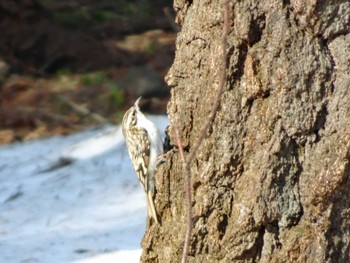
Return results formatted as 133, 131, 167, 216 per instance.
0, 116, 168, 263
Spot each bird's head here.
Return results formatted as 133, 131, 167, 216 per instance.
122, 97, 142, 130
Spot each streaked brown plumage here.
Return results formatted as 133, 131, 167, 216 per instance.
122, 97, 163, 224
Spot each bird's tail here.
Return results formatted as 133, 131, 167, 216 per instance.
147, 190, 159, 224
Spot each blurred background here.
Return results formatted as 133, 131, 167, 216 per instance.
0, 0, 176, 144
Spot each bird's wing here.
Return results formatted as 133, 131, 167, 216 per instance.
127, 127, 150, 192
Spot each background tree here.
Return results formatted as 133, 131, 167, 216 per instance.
141, 0, 350, 262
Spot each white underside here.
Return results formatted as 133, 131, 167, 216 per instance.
136, 112, 163, 176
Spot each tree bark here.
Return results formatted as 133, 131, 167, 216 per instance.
141, 0, 350, 262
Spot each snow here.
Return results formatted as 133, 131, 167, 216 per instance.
0, 115, 168, 263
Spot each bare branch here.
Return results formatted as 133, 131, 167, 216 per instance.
187, 0, 230, 163
57, 95, 108, 125
177, 1, 231, 263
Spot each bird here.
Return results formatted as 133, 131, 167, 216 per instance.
122, 97, 163, 224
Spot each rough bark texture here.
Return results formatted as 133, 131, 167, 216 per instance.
141, 0, 350, 262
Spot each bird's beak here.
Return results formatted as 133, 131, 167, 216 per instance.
134, 97, 142, 108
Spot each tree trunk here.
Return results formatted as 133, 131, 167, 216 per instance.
141, 0, 350, 262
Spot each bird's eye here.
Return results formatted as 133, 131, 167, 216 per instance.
130, 110, 137, 125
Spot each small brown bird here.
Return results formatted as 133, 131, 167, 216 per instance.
122, 97, 163, 224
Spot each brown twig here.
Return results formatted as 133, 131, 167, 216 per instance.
177, 1, 231, 262
57, 95, 108, 125
187, 0, 230, 164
